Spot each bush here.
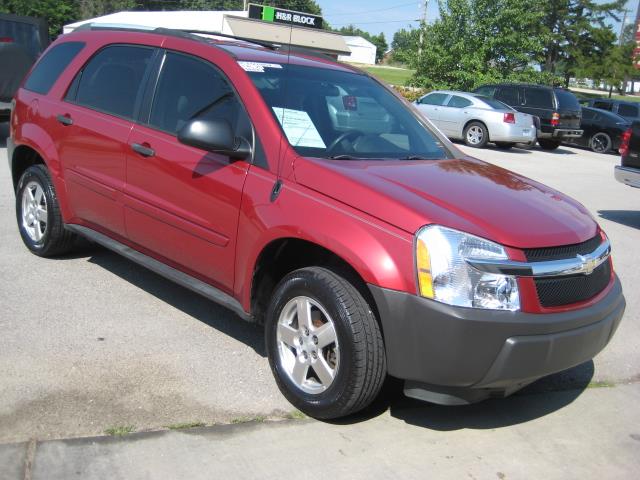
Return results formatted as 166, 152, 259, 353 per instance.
392, 85, 429, 102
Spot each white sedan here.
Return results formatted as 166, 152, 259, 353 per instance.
415, 90, 538, 149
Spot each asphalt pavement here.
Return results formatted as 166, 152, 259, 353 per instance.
1, 122, 639, 478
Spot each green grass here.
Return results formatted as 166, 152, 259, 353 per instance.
586, 380, 616, 389
231, 415, 267, 424
165, 421, 206, 430
571, 89, 640, 103
284, 410, 307, 420
359, 65, 415, 86
104, 425, 135, 436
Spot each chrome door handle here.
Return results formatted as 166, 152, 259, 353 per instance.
56, 114, 73, 126
131, 143, 155, 158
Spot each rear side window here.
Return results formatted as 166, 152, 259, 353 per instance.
617, 103, 639, 118
71, 45, 154, 119
495, 87, 519, 106
23, 42, 84, 95
524, 88, 553, 108
476, 96, 511, 110
419, 93, 448, 105
555, 90, 581, 110
447, 95, 472, 108
581, 109, 596, 121
148, 51, 252, 140
593, 101, 612, 111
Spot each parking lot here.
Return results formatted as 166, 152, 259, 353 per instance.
1, 120, 639, 477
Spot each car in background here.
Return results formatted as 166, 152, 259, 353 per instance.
562, 106, 630, 154
474, 83, 583, 151
0, 13, 49, 121
580, 98, 640, 123
616, 122, 640, 187
414, 91, 537, 149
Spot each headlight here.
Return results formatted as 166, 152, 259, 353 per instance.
416, 225, 520, 311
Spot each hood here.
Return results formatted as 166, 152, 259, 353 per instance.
294, 156, 597, 248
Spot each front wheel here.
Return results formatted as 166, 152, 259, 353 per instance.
538, 139, 561, 150
589, 132, 612, 153
463, 121, 489, 148
265, 267, 386, 419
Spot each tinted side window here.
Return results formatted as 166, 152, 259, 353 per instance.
474, 86, 496, 97
617, 103, 639, 118
72, 45, 154, 119
149, 51, 251, 140
420, 93, 448, 105
495, 87, 519, 106
524, 88, 553, 108
581, 109, 596, 121
593, 101, 612, 111
447, 95, 472, 108
23, 42, 84, 95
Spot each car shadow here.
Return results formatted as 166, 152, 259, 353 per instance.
59, 245, 267, 357
0, 121, 8, 148
332, 361, 594, 430
598, 210, 640, 230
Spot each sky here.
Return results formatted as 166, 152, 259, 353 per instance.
317, 0, 639, 48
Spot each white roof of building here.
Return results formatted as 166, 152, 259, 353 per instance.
343, 35, 376, 49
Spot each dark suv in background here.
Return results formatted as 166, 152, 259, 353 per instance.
474, 83, 583, 150
580, 98, 640, 124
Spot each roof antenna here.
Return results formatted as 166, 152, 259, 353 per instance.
270, 24, 293, 203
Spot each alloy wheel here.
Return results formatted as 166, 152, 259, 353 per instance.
591, 133, 611, 153
467, 125, 484, 145
21, 181, 48, 242
276, 296, 340, 394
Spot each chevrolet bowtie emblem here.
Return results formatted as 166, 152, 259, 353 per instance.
577, 254, 598, 275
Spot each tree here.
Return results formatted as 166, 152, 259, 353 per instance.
0, 0, 78, 38
408, 0, 549, 90
391, 28, 419, 65
540, 0, 625, 83
337, 24, 387, 63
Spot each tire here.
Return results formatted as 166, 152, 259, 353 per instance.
265, 267, 386, 419
495, 142, 515, 150
589, 132, 612, 154
15, 165, 78, 257
463, 121, 489, 148
538, 139, 561, 150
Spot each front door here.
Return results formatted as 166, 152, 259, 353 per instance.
123, 51, 252, 292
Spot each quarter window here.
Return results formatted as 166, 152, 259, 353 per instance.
524, 88, 553, 108
23, 42, 84, 95
148, 52, 251, 141
617, 103, 639, 118
71, 45, 154, 119
593, 101, 613, 111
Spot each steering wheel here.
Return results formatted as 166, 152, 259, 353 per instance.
326, 130, 366, 155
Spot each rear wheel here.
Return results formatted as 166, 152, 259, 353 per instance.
538, 139, 561, 150
589, 132, 612, 153
495, 142, 515, 150
265, 267, 386, 419
463, 121, 489, 148
16, 165, 78, 257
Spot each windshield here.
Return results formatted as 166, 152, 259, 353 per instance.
555, 90, 581, 110
245, 63, 450, 160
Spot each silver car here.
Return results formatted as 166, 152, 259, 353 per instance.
415, 90, 537, 149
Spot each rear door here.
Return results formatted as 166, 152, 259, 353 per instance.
124, 50, 252, 291
59, 44, 156, 236
415, 92, 449, 128
439, 94, 473, 136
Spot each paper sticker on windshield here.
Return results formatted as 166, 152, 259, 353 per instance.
272, 107, 326, 149
238, 61, 283, 73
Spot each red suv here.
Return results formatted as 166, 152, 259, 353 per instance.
8, 27, 625, 419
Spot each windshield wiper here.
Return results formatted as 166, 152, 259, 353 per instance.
329, 154, 361, 160
400, 155, 438, 160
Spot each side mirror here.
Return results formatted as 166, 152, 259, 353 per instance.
177, 118, 251, 160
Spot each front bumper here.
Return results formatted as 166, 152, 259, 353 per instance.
615, 165, 640, 188
369, 276, 625, 404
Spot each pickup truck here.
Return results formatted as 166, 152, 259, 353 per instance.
8, 26, 626, 419
616, 123, 640, 187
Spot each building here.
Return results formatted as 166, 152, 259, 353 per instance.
63, 10, 351, 59
338, 35, 377, 65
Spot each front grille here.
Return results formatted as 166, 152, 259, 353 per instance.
525, 236, 611, 307
524, 235, 602, 262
